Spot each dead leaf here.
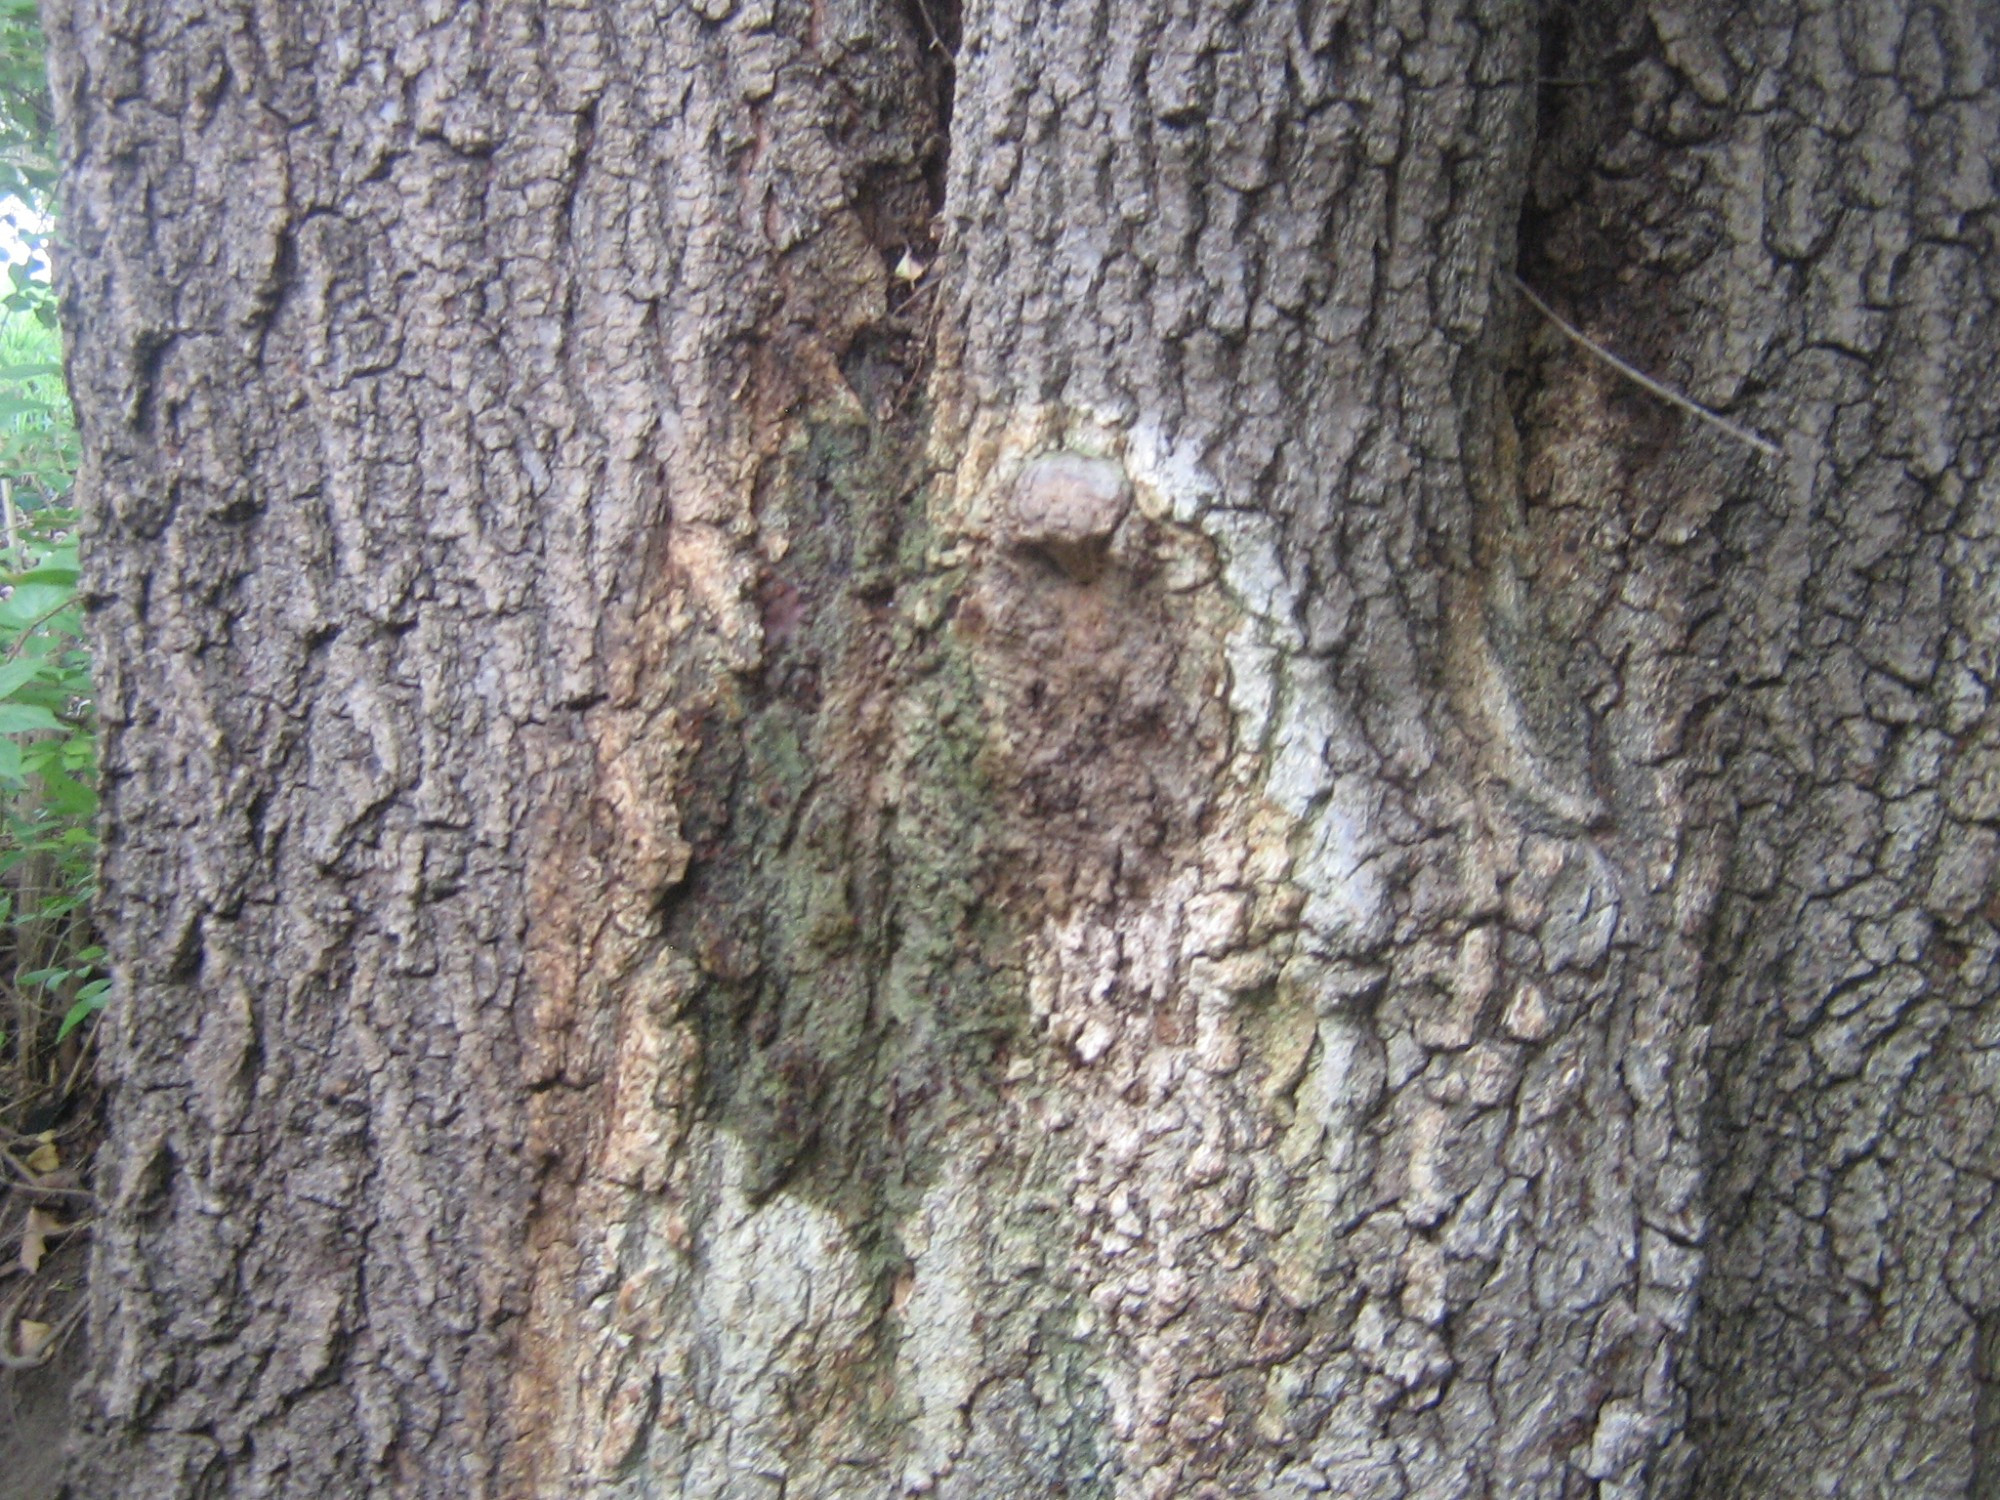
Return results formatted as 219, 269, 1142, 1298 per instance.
23, 1132, 58, 1175
16, 1319, 50, 1358
18, 1206, 58, 1274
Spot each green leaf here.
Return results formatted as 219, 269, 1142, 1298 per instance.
7, 681, 74, 713
37, 768, 95, 819
0, 701, 61, 733
0, 657, 36, 699
56, 983, 108, 1041
8, 563, 77, 589
12, 543, 78, 577
0, 580, 67, 627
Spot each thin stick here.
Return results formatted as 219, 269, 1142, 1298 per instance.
909, 0, 951, 58
54, 1018, 100, 1105
1, 478, 15, 565
0, 1294, 84, 1369
0, 1146, 95, 1200
1505, 271, 1781, 461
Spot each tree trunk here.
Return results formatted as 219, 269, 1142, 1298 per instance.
45, 0, 1998, 1494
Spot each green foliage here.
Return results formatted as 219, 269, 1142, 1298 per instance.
0, 6, 98, 1106
0, 309, 94, 1102
0, 0, 56, 339
0, 0, 54, 204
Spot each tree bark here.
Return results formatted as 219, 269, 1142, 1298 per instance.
44, 0, 1998, 1496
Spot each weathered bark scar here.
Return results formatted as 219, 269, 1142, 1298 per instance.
517, 378, 1323, 1497
502, 0, 963, 1490
957, 448, 1233, 906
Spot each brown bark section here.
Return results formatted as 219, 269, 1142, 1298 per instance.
50, 0, 943, 1492
44, 0, 2000, 1496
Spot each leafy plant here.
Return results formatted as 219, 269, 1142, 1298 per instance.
0, 3, 97, 1113
0, 0, 57, 345
0, 0, 54, 206
0, 322, 93, 1110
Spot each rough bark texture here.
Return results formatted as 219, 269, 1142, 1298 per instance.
43, 0, 1998, 1495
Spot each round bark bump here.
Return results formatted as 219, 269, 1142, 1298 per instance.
1007, 452, 1132, 582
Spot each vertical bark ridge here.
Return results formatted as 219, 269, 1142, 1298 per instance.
921, 0, 1723, 1493
496, 1, 955, 1492
1522, 0, 2000, 1493
51, 0, 947, 1491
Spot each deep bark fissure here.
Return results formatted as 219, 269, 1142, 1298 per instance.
899, 0, 960, 218
1976, 1313, 2000, 1498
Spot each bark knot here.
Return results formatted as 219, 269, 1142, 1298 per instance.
1007, 452, 1131, 583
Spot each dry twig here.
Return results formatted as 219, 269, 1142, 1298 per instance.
1505, 271, 1782, 461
